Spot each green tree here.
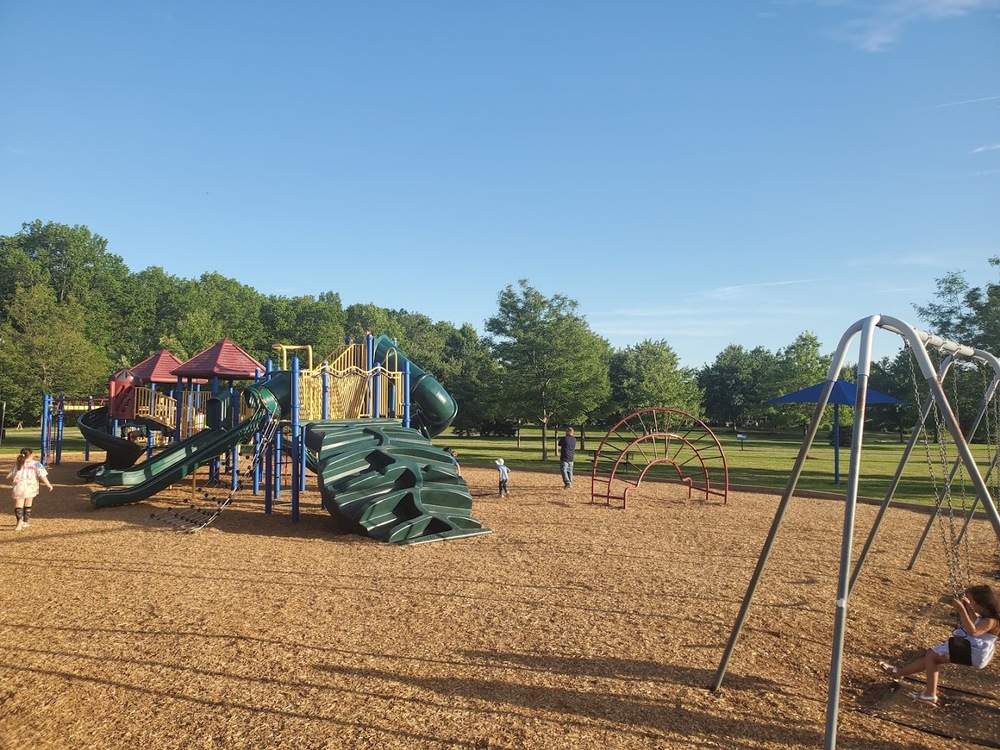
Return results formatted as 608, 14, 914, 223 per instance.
911, 258, 1000, 440
119, 265, 192, 363
608, 339, 702, 420
699, 345, 778, 427
485, 280, 610, 459
868, 351, 916, 440
439, 324, 500, 435
1, 220, 133, 362
765, 332, 830, 430
914, 257, 1000, 354
0, 238, 47, 318
345, 303, 403, 343
175, 307, 225, 360
0, 284, 110, 422
261, 292, 347, 365
190, 272, 267, 359
388, 309, 453, 382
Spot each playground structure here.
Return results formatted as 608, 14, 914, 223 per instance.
64, 333, 488, 545
711, 314, 1000, 750
590, 407, 729, 507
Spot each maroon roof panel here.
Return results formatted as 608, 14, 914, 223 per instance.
129, 350, 200, 384
172, 338, 265, 380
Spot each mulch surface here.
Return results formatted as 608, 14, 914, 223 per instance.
1, 454, 998, 749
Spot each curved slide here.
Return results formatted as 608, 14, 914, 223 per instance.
372, 334, 457, 438
77, 406, 147, 476
90, 373, 289, 507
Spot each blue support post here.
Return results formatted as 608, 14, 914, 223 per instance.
55, 395, 65, 465
264, 360, 274, 513
209, 376, 220, 484
40, 394, 51, 465
366, 332, 375, 417
230, 384, 240, 490
274, 423, 283, 502
174, 375, 183, 442
253, 367, 262, 496
403, 360, 411, 429
84, 396, 93, 462
321, 361, 329, 420
146, 386, 155, 459
291, 356, 301, 521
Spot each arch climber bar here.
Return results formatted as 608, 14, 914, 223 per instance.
591, 407, 728, 507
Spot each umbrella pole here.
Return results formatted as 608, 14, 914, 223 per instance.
834, 404, 840, 485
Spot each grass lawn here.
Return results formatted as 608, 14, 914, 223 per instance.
437, 425, 998, 508
4, 423, 996, 508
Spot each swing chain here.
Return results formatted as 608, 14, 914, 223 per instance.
907, 343, 969, 597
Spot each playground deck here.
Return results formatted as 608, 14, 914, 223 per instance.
1, 459, 997, 749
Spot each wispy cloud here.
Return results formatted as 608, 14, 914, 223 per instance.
820, 1, 1000, 52
845, 252, 955, 269
931, 95, 1000, 109
971, 142, 1000, 154
690, 278, 825, 302
876, 285, 924, 293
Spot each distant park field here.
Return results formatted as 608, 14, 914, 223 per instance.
6, 422, 997, 509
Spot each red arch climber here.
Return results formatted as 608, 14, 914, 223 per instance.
591, 407, 729, 508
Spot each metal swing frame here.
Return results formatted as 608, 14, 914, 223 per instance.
710, 314, 1000, 750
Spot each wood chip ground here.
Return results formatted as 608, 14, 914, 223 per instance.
1, 455, 997, 749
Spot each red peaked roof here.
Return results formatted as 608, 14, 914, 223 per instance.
128, 349, 204, 384
172, 338, 265, 380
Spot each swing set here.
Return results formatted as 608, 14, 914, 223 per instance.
710, 314, 1000, 750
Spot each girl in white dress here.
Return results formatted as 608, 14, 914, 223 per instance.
6, 447, 53, 531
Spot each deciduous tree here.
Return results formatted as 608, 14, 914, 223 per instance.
699, 345, 778, 427
608, 339, 702, 420
485, 280, 610, 459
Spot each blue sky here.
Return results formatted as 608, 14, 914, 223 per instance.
2, 1, 998, 368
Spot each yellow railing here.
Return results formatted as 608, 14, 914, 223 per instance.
128, 342, 408, 431
296, 366, 405, 422
132, 387, 211, 439
323, 342, 366, 372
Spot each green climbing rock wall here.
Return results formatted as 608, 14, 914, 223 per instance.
305, 419, 491, 545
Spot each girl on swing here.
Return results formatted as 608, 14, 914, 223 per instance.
879, 584, 1000, 705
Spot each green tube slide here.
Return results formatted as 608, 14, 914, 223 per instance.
372, 334, 457, 438
76, 406, 147, 472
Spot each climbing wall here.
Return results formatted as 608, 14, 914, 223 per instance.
305, 419, 491, 545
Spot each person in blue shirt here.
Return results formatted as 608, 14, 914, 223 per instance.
445, 448, 461, 477
495, 458, 510, 498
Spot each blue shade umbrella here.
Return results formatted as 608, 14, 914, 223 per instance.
767, 379, 906, 485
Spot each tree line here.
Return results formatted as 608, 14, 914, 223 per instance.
2, 221, 999, 452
